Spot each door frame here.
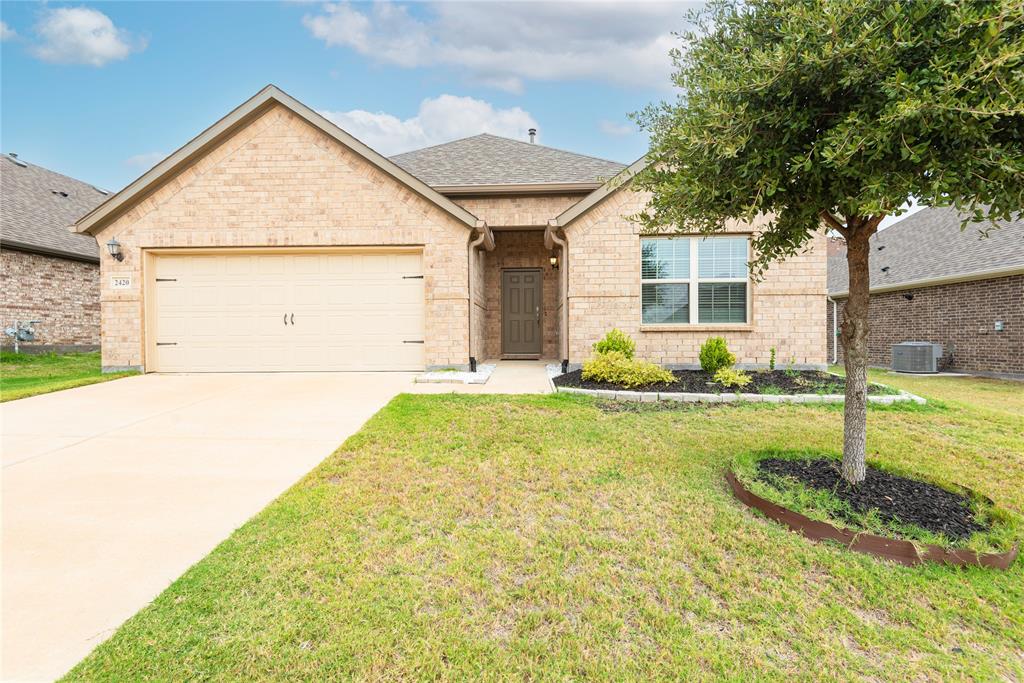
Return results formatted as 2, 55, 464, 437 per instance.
500, 267, 543, 359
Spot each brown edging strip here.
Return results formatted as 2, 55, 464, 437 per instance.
725, 470, 1018, 569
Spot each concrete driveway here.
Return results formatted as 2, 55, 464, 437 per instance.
1, 372, 419, 682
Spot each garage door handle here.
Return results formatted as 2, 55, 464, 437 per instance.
403, 340, 424, 344
283, 314, 288, 326
291, 314, 294, 325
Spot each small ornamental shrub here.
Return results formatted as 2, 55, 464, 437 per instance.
582, 351, 674, 389
699, 337, 735, 374
714, 367, 752, 388
593, 328, 636, 359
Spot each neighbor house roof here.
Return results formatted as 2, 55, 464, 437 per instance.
74, 85, 481, 235
828, 207, 1024, 297
389, 134, 627, 193
1, 154, 107, 262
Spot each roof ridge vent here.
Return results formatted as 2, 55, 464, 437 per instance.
528, 128, 537, 144
5, 153, 28, 168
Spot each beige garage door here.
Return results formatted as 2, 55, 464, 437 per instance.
150, 251, 425, 372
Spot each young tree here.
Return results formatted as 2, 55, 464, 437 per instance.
633, 0, 1023, 484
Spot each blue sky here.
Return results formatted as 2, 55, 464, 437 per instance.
0, 1, 697, 191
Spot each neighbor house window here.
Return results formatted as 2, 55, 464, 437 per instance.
641, 236, 749, 325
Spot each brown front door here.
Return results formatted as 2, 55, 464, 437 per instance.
501, 269, 542, 356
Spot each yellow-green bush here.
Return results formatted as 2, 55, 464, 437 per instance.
582, 351, 675, 388
699, 336, 736, 373
592, 328, 636, 359
713, 367, 752, 388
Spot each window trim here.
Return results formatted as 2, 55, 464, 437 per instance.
639, 235, 751, 327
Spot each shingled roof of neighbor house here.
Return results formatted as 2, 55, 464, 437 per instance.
389, 133, 627, 190
828, 206, 1024, 296
1, 154, 107, 262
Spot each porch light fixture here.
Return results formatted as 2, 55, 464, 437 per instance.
549, 255, 559, 270
106, 238, 124, 262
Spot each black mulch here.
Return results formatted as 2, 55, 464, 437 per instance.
554, 369, 891, 395
756, 458, 988, 541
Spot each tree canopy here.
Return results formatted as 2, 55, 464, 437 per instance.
633, 0, 1024, 272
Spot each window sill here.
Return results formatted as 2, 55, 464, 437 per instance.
640, 324, 754, 333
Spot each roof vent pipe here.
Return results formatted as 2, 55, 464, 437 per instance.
528, 128, 537, 143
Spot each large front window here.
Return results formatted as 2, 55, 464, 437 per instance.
641, 236, 749, 325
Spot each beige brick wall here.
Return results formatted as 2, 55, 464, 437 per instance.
453, 194, 583, 227
481, 230, 559, 359
92, 104, 476, 370
564, 190, 827, 367
0, 249, 100, 349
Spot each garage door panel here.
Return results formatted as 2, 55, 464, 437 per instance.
152, 251, 424, 372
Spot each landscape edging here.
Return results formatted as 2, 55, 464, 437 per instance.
725, 470, 1018, 569
553, 385, 926, 404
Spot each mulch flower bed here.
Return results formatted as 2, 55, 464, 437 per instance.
756, 458, 988, 541
554, 369, 892, 395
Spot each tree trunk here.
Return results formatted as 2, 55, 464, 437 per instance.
839, 219, 877, 485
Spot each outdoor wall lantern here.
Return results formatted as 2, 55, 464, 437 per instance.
106, 238, 124, 262
549, 255, 559, 270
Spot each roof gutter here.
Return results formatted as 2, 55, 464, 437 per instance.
0, 239, 100, 264
435, 182, 601, 196
829, 264, 1024, 298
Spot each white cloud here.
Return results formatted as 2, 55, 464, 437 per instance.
32, 7, 145, 66
124, 152, 166, 169
319, 94, 538, 155
303, 1, 696, 92
600, 120, 635, 137
1, 21, 16, 41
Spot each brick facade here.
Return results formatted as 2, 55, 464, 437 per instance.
563, 190, 828, 367
482, 230, 559, 359
91, 104, 476, 371
87, 101, 828, 372
826, 274, 1024, 376
0, 249, 100, 350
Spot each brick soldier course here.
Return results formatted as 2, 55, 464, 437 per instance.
72, 85, 828, 373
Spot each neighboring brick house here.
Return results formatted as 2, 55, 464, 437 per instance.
72, 85, 826, 373
1, 154, 109, 351
827, 207, 1024, 377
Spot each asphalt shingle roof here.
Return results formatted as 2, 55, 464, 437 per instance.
1, 155, 108, 261
389, 133, 626, 188
827, 206, 1024, 295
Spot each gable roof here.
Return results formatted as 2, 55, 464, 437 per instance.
551, 156, 649, 228
74, 85, 481, 235
828, 207, 1024, 296
389, 134, 626, 192
1, 154, 107, 262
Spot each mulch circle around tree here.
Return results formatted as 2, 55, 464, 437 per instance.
757, 458, 987, 541
554, 369, 890, 395
725, 468, 1018, 569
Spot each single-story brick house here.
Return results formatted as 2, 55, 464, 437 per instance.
827, 207, 1024, 377
1, 154, 109, 351
73, 85, 826, 374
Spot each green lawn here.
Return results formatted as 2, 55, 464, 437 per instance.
66, 373, 1023, 681
0, 351, 136, 402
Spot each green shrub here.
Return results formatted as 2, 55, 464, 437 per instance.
769, 346, 776, 371
699, 337, 735, 373
582, 351, 674, 389
714, 367, 752, 388
593, 328, 635, 359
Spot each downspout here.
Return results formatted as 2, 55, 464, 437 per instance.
545, 220, 569, 370
828, 296, 838, 365
467, 220, 493, 371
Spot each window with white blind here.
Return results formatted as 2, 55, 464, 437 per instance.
640, 236, 749, 325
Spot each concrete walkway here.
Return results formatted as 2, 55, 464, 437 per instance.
1, 361, 552, 681
411, 359, 554, 395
